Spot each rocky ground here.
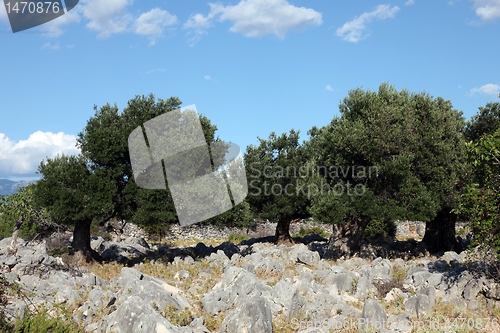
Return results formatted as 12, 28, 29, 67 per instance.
0, 222, 499, 333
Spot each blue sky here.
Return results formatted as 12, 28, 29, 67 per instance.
0, 0, 499, 181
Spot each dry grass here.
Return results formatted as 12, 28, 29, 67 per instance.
88, 262, 124, 281
403, 297, 500, 333
165, 238, 227, 248
203, 310, 227, 332
81, 237, 500, 333
395, 235, 423, 241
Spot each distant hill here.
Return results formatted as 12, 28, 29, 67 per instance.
0, 179, 37, 196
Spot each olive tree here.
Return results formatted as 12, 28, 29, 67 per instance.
34, 94, 248, 260
306, 83, 468, 256
0, 184, 53, 253
465, 95, 500, 142
244, 130, 310, 244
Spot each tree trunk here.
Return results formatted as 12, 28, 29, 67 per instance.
328, 216, 371, 258
275, 217, 294, 245
422, 207, 463, 254
8, 217, 23, 254
72, 219, 102, 262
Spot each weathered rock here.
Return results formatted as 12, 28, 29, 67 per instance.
360, 299, 387, 332
485, 282, 500, 300
403, 270, 431, 291
271, 280, 299, 316
297, 249, 320, 267
355, 276, 376, 300
384, 287, 408, 304
463, 278, 484, 300
323, 267, 353, 293
174, 270, 190, 280
404, 287, 435, 318
202, 266, 272, 315
219, 296, 273, 333
99, 295, 187, 333
387, 314, 412, 333
370, 258, 393, 282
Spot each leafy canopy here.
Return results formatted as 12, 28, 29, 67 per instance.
244, 130, 310, 223
455, 128, 500, 256
0, 184, 52, 239
306, 83, 467, 236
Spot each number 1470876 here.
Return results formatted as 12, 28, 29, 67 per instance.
5, 2, 61, 14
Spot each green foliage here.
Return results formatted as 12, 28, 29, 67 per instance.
0, 272, 12, 331
362, 218, 396, 242
292, 226, 329, 238
162, 304, 193, 327
8, 310, 83, 333
227, 232, 249, 244
205, 201, 254, 228
465, 97, 500, 141
0, 218, 16, 240
0, 184, 52, 241
34, 155, 115, 227
47, 246, 70, 257
33, 94, 237, 242
455, 128, 500, 256
244, 130, 310, 223
306, 83, 467, 236
0, 272, 83, 333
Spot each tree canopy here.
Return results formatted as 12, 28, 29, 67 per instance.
456, 109, 500, 257
465, 97, 500, 142
33, 94, 251, 259
304, 83, 468, 255
0, 184, 53, 247
244, 130, 310, 243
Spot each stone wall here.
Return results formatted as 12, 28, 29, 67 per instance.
395, 221, 426, 237
115, 219, 469, 242
394, 220, 469, 238
164, 220, 333, 241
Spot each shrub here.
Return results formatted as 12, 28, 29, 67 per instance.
455, 129, 500, 258
11, 310, 83, 333
0, 272, 83, 333
292, 226, 329, 239
392, 264, 407, 282
362, 219, 396, 242
227, 233, 249, 244
47, 246, 70, 257
0, 272, 13, 331
162, 304, 193, 327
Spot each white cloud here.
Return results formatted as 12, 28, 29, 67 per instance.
470, 83, 500, 95
185, 10, 218, 30
41, 42, 60, 50
144, 68, 166, 74
204, 75, 211, 80
40, 8, 81, 37
81, 0, 133, 38
184, 0, 322, 44
134, 8, 177, 45
336, 5, 400, 43
0, 0, 179, 43
325, 85, 334, 91
0, 132, 80, 178
80, 1, 179, 42
473, 0, 500, 21
186, 29, 208, 47
405, 0, 415, 5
